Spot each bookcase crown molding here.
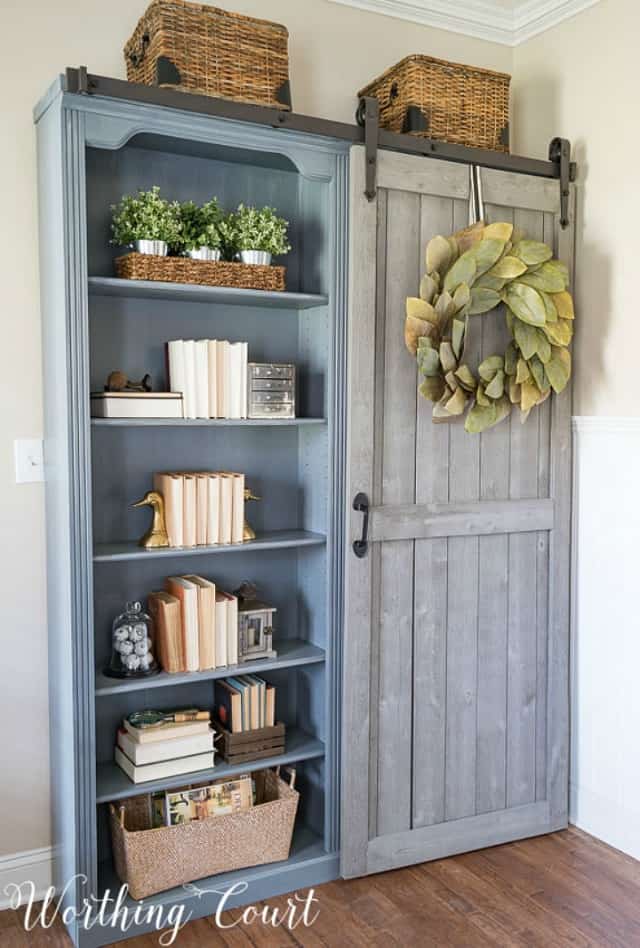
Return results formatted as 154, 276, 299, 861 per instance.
327, 0, 601, 45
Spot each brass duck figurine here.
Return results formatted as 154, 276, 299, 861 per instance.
132, 490, 170, 549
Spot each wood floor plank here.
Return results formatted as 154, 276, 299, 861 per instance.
1, 829, 639, 947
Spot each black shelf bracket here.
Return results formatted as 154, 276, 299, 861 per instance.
357, 96, 379, 201
548, 137, 576, 229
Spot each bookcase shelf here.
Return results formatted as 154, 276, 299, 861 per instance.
37, 78, 347, 945
91, 417, 327, 428
93, 530, 326, 562
95, 640, 326, 696
88, 276, 329, 309
96, 727, 325, 803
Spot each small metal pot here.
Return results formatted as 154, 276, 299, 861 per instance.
186, 247, 222, 262
239, 250, 272, 266
134, 239, 168, 256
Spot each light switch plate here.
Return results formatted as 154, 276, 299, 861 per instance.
14, 438, 45, 484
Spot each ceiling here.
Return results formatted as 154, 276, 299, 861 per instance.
327, 0, 600, 45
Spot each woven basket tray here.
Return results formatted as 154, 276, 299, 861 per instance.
109, 768, 298, 900
125, 0, 292, 110
358, 54, 511, 153
115, 253, 286, 292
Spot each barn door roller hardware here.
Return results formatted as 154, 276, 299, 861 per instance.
356, 97, 380, 201
549, 137, 576, 229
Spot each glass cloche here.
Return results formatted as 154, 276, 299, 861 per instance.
105, 600, 159, 678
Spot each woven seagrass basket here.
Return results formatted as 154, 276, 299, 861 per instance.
109, 769, 298, 900
124, 0, 292, 110
358, 55, 511, 153
115, 253, 286, 292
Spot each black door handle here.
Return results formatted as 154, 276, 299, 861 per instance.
352, 492, 369, 558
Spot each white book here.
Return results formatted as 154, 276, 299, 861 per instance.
166, 575, 199, 672
206, 473, 220, 545
207, 340, 218, 418
231, 472, 245, 544
90, 393, 183, 419
228, 343, 243, 419
167, 340, 186, 418
115, 746, 214, 784
117, 728, 214, 766
182, 340, 197, 420
195, 473, 209, 546
218, 474, 233, 545
225, 593, 239, 666
194, 340, 210, 419
240, 342, 248, 419
215, 592, 228, 667
123, 718, 211, 744
182, 474, 197, 548
153, 473, 184, 547
216, 340, 229, 419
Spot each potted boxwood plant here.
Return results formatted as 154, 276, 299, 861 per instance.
179, 198, 224, 261
221, 204, 291, 265
111, 186, 182, 256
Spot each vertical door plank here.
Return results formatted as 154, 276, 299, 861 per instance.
445, 198, 480, 822
376, 188, 420, 836
533, 210, 554, 801
475, 200, 512, 815
413, 194, 453, 829
547, 192, 575, 827
342, 147, 378, 877
368, 190, 388, 839
506, 208, 543, 809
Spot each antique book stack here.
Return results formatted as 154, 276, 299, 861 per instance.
213, 675, 275, 733
114, 712, 215, 784
148, 577, 239, 673
168, 338, 249, 420
153, 470, 245, 548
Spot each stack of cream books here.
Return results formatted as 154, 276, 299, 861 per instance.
168, 339, 248, 420
115, 712, 215, 784
148, 576, 239, 674
153, 471, 245, 548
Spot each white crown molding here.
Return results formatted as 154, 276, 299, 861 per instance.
0, 846, 53, 911
326, 0, 601, 46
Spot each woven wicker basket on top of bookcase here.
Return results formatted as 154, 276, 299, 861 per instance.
125, 0, 292, 110
358, 54, 511, 153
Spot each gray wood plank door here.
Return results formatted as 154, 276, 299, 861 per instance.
341, 146, 574, 877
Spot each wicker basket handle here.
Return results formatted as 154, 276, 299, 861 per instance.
129, 32, 150, 67
276, 765, 296, 789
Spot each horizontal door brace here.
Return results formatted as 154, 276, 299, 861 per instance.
368, 498, 555, 542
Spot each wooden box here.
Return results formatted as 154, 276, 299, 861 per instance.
215, 721, 286, 765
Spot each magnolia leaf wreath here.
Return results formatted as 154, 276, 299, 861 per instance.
404, 221, 574, 434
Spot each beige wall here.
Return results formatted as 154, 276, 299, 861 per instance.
0, 1, 510, 857
513, 0, 638, 416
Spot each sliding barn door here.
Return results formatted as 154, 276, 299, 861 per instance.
341, 146, 574, 877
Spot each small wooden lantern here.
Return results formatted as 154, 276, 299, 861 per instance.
234, 582, 277, 663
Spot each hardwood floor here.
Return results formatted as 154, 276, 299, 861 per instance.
1, 827, 639, 947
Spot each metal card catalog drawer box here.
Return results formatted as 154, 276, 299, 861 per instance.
248, 363, 296, 419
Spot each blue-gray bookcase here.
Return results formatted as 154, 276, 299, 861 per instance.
35, 76, 348, 947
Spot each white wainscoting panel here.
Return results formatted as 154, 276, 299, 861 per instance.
571, 416, 640, 859
0, 846, 53, 911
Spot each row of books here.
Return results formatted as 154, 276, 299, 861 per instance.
153, 471, 245, 548
168, 338, 248, 420
214, 675, 275, 733
149, 576, 239, 673
115, 712, 215, 785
